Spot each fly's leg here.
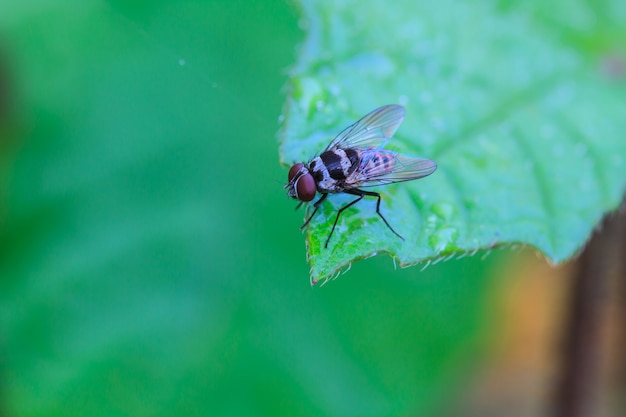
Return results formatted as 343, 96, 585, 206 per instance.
345, 189, 404, 242
325, 193, 365, 248
300, 193, 328, 230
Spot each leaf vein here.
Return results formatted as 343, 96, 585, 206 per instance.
431, 75, 562, 159
554, 115, 611, 205
509, 129, 558, 254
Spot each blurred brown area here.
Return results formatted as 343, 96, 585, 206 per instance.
553, 207, 626, 417
455, 251, 571, 417
454, 205, 626, 417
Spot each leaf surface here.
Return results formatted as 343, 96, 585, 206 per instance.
279, 0, 626, 283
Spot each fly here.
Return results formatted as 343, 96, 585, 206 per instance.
285, 104, 437, 248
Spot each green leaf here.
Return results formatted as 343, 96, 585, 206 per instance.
279, 0, 626, 284
0, 2, 519, 416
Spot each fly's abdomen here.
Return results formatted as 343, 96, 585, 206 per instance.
364, 151, 396, 172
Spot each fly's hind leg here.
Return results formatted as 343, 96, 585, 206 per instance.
345, 189, 404, 242
325, 192, 365, 248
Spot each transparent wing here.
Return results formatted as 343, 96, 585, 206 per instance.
347, 151, 437, 188
325, 105, 406, 152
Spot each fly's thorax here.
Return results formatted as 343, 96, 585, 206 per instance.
309, 148, 360, 192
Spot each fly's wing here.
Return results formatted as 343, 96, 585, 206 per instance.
324, 105, 405, 152
346, 150, 437, 188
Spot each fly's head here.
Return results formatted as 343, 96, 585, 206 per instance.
286, 163, 316, 202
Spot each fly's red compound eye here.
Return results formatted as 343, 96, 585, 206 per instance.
288, 163, 304, 182
295, 173, 316, 202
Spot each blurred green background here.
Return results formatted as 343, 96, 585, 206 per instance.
0, 1, 527, 416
